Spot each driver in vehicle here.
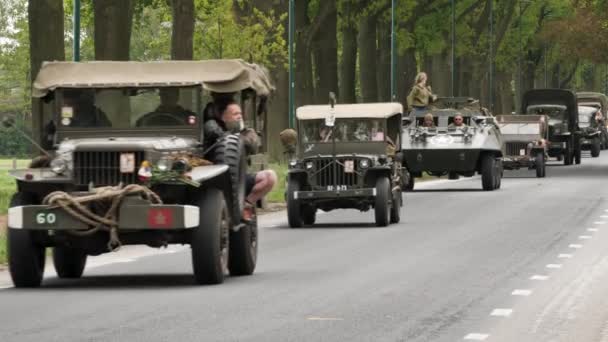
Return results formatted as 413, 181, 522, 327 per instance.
448, 113, 467, 129
422, 113, 436, 128
137, 88, 195, 126
205, 98, 277, 222
63, 89, 111, 127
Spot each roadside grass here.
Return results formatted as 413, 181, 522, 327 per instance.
0, 160, 25, 265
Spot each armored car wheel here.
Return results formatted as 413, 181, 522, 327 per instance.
8, 192, 46, 288
390, 190, 402, 224
494, 159, 503, 190
535, 152, 546, 178
191, 188, 230, 285
287, 178, 303, 228
481, 154, 498, 191
53, 246, 87, 279
228, 213, 258, 276
374, 177, 390, 227
210, 134, 247, 223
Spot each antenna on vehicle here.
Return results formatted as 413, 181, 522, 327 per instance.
326, 92, 337, 127
2, 116, 51, 157
329, 92, 336, 109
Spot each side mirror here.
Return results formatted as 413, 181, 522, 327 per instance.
402, 117, 412, 127
2, 115, 15, 129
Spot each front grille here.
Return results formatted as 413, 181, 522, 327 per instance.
309, 158, 361, 189
73, 151, 145, 186
505, 142, 529, 156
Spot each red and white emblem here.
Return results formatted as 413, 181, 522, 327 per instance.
148, 208, 173, 228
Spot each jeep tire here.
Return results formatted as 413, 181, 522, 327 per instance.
287, 178, 303, 228
374, 177, 390, 227
302, 205, 316, 226
535, 152, 546, 178
53, 246, 87, 278
564, 142, 573, 165
191, 188, 229, 285
591, 138, 601, 158
210, 134, 247, 223
390, 190, 401, 224
228, 215, 258, 276
8, 192, 46, 287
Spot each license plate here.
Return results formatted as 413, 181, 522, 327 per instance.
344, 160, 354, 173
120, 153, 136, 173
519, 149, 526, 156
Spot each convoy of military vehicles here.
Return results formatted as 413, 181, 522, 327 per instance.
4, 57, 606, 287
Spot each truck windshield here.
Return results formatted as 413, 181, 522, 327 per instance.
57, 87, 200, 129
301, 119, 385, 143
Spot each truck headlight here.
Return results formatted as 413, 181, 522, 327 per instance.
359, 159, 370, 168
289, 160, 297, 168
50, 158, 67, 175
305, 161, 314, 170
157, 157, 173, 172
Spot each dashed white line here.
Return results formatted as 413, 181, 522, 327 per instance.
579, 235, 592, 240
558, 254, 573, 259
306, 317, 344, 321
490, 308, 513, 317
594, 221, 606, 225
588, 228, 599, 232
601, 215, 608, 218
546, 264, 562, 269
569, 244, 583, 249
530, 275, 549, 280
464, 333, 490, 340
512, 289, 533, 296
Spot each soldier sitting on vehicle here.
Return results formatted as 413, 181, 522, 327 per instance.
448, 113, 467, 129
204, 98, 277, 222
422, 113, 436, 128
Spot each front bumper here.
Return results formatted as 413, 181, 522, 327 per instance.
295, 188, 376, 200
503, 156, 536, 169
8, 203, 199, 230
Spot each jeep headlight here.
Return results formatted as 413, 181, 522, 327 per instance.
50, 158, 67, 175
289, 160, 298, 168
157, 157, 173, 172
359, 159, 370, 168
305, 161, 314, 170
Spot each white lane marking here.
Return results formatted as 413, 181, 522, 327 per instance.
558, 254, 573, 259
530, 275, 549, 280
546, 264, 562, 269
579, 235, 592, 240
588, 228, 599, 232
512, 289, 533, 296
306, 317, 344, 321
600, 215, 608, 218
464, 333, 490, 340
594, 221, 606, 225
490, 308, 513, 317
569, 244, 583, 249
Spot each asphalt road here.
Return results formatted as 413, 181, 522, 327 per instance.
2, 153, 608, 342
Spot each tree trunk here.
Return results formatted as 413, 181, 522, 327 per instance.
311, 1, 338, 104
295, 0, 313, 107
93, 0, 135, 60
397, 48, 417, 106
496, 70, 514, 114
28, 0, 64, 149
376, 20, 391, 102
339, 2, 357, 103
170, 0, 194, 60
358, 14, 378, 102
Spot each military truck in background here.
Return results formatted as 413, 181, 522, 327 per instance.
5, 60, 273, 287
577, 92, 608, 149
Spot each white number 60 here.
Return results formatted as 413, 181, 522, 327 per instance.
36, 213, 56, 225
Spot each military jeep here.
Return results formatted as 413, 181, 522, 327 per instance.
286, 102, 404, 227
6, 60, 273, 287
577, 92, 608, 150
578, 105, 603, 158
401, 97, 504, 191
522, 89, 582, 165
496, 114, 548, 178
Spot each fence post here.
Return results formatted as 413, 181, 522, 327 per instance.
12, 158, 17, 170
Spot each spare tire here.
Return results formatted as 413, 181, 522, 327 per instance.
210, 134, 247, 223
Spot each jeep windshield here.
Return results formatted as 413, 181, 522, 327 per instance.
301, 119, 386, 143
499, 122, 541, 135
56, 87, 200, 129
578, 106, 598, 128
526, 105, 566, 121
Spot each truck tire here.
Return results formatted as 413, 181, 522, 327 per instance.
8, 192, 46, 287
53, 246, 87, 278
481, 154, 497, 191
564, 142, 573, 165
374, 177, 390, 227
302, 205, 316, 225
535, 152, 546, 178
228, 215, 258, 276
210, 134, 247, 223
448, 172, 460, 180
390, 190, 402, 224
191, 187, 229, 285
287, 178, 303, 228
591, 138, 601, 158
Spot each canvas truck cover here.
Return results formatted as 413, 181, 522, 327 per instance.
296, 103, 403, 120
521, 89, 578, 127
32, 59, 274, 97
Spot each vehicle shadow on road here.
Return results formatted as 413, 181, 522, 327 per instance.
285, 223, 379, 230
409, 188, 486, 193
36, 275, 200, 289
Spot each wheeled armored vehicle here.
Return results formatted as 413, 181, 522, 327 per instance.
401, 97, 504, 191
286, 102, 405, 227
6, 60, 273, 287
578, 105, 602, 158
496, 114, 548, 178
577, 92, 608, 149
522, 89, 582, 165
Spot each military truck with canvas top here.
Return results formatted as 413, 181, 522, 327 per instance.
577, 92, 608, 150
5, 59, 273, 287
286, 101, 405, 227
522, 89, 582, 165
496, 114, 548, 178
401, 97, 504, 191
